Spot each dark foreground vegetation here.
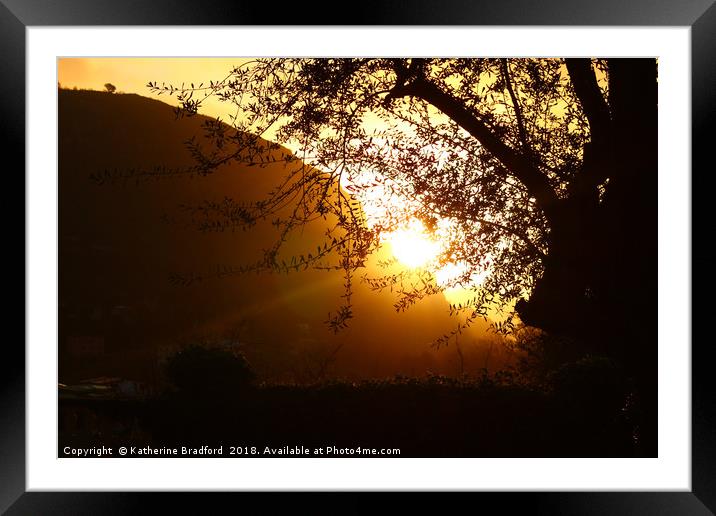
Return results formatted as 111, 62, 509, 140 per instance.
60, 346, 645, 458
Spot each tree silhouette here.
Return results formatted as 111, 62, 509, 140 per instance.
149, 58, 656, 373
104, 82, 117, 94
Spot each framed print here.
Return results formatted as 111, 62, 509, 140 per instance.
4, 0, 712, 513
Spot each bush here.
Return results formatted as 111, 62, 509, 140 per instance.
165, 345, 255, 396
549, 355, 628, 416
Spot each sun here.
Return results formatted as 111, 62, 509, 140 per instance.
385, 220, 441, 269
384, 220, 492, 305
346, 172, 492, 299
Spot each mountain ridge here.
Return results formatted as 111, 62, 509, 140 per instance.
59, 88, 505, 384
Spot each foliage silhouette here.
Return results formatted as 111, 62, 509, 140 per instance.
104, 83, 117, 94
135, 372, 638, 457
149, 58, 656, 356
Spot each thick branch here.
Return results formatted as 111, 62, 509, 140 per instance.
565, 57, 612, 192
389, 76, 559, 222
565, 59, 611, 146
565, 59, 613, 194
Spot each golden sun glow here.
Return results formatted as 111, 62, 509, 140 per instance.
383, 220, 489, 304
345, 168, 496, 306
385, 220, 441, 269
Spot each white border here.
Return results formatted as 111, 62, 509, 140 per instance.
27, 27, 691, 491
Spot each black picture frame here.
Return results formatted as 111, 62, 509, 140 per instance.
4, 0, 711, 513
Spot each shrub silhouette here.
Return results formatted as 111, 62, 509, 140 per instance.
165, 345, 255, 396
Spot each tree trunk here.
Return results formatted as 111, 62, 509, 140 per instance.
517, 59, 658, 455
518, 59, 657, 346
516, 196, 603, 348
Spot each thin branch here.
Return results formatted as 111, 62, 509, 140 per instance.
501, 59, 530, 154
474, 218, 546, 261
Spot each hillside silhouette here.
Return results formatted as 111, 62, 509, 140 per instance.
59, 89, 507, 384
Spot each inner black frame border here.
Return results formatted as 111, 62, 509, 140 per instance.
3, 1, 712, 513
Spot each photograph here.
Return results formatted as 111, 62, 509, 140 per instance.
57, 57, 658, 459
